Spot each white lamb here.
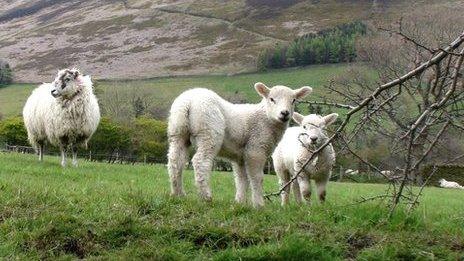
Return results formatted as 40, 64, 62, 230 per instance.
167, 83, 312, 207
438, 179, 464, 189
23, 69, 100, 167
272, 112, 338, 206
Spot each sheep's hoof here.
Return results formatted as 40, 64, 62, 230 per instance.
170, 191, 186, 197
234, 196, 247, 204
72, 161, 78, 167
200, 195, 213, 202
252, 201, 265, 208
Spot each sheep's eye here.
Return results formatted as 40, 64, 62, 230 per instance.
64, 78, 70, 82
303, 125, 307, 129
270, 98, 275, 103
292, 99, 296, 104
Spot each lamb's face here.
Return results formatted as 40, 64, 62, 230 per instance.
254, 82, 312, 124
51, 69, 82, 99
293, 113, 338, 148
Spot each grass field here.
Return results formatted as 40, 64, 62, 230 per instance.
0, 64, 356, 118
0, 152, 463, 259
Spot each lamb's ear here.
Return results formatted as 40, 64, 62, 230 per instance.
292, 112, 304, 125
72, 69, 80, 79
294, 86, 312, 100
322, 113, 338, 127
254, 82, 270, 98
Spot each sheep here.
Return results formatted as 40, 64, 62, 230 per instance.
167, 83, 312, 207
345, 169, 359, 176
23, 68, 100, 167
380, 170, 392, 176
438, 178, 464, 189
272, 112, 338, 206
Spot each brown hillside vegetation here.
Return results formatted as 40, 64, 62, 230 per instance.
0, 0, 461, 82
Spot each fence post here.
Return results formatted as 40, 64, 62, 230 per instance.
144, 155, 147, 164
89, 151, 92, 161
339, 166, 344, 181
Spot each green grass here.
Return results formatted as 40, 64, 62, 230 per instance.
0, 83, 35, 117
0, 64, 357, 118
0, 152, 463, 259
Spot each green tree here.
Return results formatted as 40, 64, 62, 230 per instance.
0, 60, 13, 86
256, 21, 367, 70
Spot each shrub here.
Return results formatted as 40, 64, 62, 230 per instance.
88, 117, 131, 158
131, 117, 168, 162
0, 60, 13, 86
0, 116, 28, 146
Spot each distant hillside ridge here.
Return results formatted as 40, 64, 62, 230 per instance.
0, 0, 460, 82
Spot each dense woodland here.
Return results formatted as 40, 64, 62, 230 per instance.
257, 21, 366, 70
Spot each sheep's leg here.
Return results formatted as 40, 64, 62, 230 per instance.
192, 136, 221, 202
279, 171, 291, 206
232, 162, 248, 204
167, 137, 189, 197
315, 179, 328, 203
273, 160, 290, 206
245, 154, 266, 208
38, 141, 44, 162
71, 145, 78, 167
60, 148, 67, 167
298, 175, 312, 205
292, 179, 303, 204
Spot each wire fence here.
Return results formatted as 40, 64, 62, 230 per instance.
1, 144, 275, 173
2, 144, 398, 181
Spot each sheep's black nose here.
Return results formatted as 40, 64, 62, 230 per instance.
310, 136, 318, 142
280, 110, 290, 117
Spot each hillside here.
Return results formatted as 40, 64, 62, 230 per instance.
0, 64, 355, 118
0, 152, 463, 259
0, 0, 460, 82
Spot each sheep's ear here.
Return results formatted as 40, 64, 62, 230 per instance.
71, 68, 80, 79
292, 112, 304, 125
254, 82, 270, 98
322, 113, 338, 127
294, 86, 312, 100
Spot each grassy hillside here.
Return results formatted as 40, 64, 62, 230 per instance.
0, 152, 463, 259
0, 64, 355, 118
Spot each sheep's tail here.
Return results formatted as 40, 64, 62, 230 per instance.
167, 96, 191, 138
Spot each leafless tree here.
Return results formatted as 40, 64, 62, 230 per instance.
99, 83, 154, 123
265, 8, 464, 217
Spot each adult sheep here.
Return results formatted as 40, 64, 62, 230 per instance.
23, 69, 100, 167
272, 112, 338, 206
167, 83, 312, 207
